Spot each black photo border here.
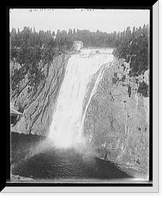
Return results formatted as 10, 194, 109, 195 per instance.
3, 3, 159, 192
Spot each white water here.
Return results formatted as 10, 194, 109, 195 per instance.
48, 49, 114, 148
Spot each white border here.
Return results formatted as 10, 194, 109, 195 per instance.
3, 2, 159, 193
152, 0, 159, 193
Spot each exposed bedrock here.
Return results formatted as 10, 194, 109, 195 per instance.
11, 55, 149, 175
84, 59, 149, 174
11, 55, 70, 136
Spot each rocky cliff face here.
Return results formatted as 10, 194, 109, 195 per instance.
11, 54, 149, 176
11, 54, 70, 136
84, 59, 149, 175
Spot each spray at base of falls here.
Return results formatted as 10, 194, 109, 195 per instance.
48, 49, 113, 149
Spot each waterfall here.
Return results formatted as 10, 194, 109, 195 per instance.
48, 49, 113, 149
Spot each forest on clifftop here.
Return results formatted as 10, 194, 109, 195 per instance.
10, 25, 149, 96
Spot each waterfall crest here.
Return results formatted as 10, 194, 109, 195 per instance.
48, 49, 113, 148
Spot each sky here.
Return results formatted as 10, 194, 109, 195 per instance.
10, 8, 150, 33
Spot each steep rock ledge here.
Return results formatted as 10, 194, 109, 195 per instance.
84, 58, 149, 175
11, 54, 70, 136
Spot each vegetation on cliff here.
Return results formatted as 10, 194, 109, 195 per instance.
113, 25, 149, 97
84, 59, 149, 173
113, 25, 149, 76
10, 24, 149, 106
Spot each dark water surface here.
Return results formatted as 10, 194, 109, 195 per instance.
11, 132, 132, 181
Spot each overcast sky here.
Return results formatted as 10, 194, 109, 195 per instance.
10, 8, 150, 33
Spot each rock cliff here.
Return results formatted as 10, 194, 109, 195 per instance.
11, 54, 149, 176
11, 54, 70, 136
84, 58, 149, 175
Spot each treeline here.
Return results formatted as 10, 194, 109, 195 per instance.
10, 25, 149, 92
10, 25, 150, 62
113, 25, 149, 76
10, 27, 58, 91
56, 25, 149, 77
10, 27, 61, 65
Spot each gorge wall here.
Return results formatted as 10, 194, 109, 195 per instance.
11, 54, 70, 136
11, 52, 149, 176
84, 58, 149, 175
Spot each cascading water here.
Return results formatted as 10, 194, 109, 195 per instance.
48, 49, 113, 148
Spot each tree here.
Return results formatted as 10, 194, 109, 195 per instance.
113, 24, 149, 77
